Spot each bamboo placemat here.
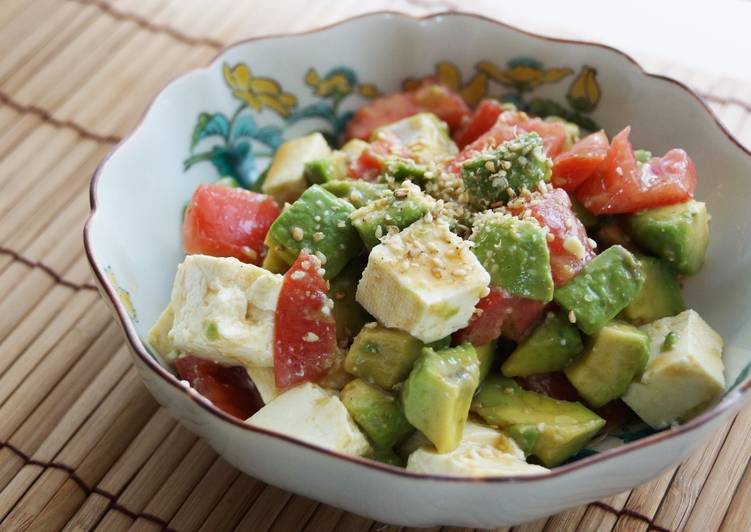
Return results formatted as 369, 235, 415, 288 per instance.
1, 1, 750, 531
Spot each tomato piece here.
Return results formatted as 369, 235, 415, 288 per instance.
274, 252, 337, 388
576, 127, 696, 214
453, 286, 545, 346
452, 99, 505, 149
183, 184, 280, 265
517, 372, 580, 402
595, 399, 635, 433
507, 188, 596, 286
344, 84, 469, 140
552, 130, 609, 191
523, 118, 567, 159
348, 131, 411, 180
175, 355, 263, 419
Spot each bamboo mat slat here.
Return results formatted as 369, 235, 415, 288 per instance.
0, 1, 750, 531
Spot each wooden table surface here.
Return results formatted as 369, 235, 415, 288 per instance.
1, 1, 751, 531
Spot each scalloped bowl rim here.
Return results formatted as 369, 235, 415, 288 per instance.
84, 10, 751, 484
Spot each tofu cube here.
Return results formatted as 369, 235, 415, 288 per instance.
167, 254, 283, 368
623, 310, 725, 428
356, 216, 490, 343
262, 132, 331, 204
246, 382, 372, 456
148, 305, 177, 363
406, 421, 548, 477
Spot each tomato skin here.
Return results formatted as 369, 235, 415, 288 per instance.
348, 131, 411, 180
453, 99, 505, 149
274, 252, 337, 388
517, 372, 580, 402
453, 286, 546, 346
524, 118, 567, 159
576, 127, 696, 214
344, 84, 469, 141
183, 185, 280, 265
175, 355, 263, 419
507, 188, 596, 286
552, 130, 610, 191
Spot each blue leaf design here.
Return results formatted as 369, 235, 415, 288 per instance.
727, 361, 751, 394
231, 114, 257, 141
191, 112, 230, 149
209, 142, 256, 188
254, 125, 284, 149
286, 102, 336, 127
334, 110, 354, 137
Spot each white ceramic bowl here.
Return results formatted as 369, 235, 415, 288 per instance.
85, 11, 751, 528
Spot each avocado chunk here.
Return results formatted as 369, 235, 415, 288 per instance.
329, 260, 371, 346
471, 376, 605, 467
371, 112, 458, 165
554, 245, 645, 335
341, 379, 414, 450
262, 132, 331, 204
476, 341, 498, 382
265, 185, 361, 279
368, 448, 405, 467
628, 200, 709, 275
621, 255, 685, 324
564, 321, 650, 407
303, 151, 349, 184
321, 179, 389, 209
402, 344, 480, 453
261, 246, 289, 274
350, 182, 434, 249
623, 310, 725, 428
462, 132, 552, 210
502, 312, 583, 377
471, 212, 553, 302
505, 424, 540, 457
344, 325, 424, 389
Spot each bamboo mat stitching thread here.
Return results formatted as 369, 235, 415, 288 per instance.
0, 247, 98, 291
0, 442, 174, 531
590, 501, 670, 532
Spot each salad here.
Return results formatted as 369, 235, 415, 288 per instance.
149, 80, 724, 476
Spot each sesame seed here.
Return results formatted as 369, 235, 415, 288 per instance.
336, 220, 346, 228
394, 188, 409, 199
291, 227, 304, 241
363, 322, 377, 329
241, 246, 258, 260
568, 310, 577, 323
484, 161, 496, 172
587, 238, 598, 248
302, 332, 320, 342
564, 217, 573, 229
431, 267, 443, 279
375, 225, 383, 239
315, 251, 327, 265
546, 232, 555, 242
313, 232, 325, 242
290, 271, 305, 281
563, 236, 586, 259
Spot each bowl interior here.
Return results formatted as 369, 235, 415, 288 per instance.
88, 12, 751, 446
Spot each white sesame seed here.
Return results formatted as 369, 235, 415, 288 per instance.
302, 332, 320, 342
315, 251, 327, 265
568, 310, 577, 323
290, 271, 305, 281
313, 231, 325, 242
291, 227, 304, 241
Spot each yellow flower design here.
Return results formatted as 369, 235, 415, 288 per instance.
567, 66, 601, 112
223, 63, 297, 117
402, 61, 488, 106
478, 59, 573, 93
305, 67, 379, 100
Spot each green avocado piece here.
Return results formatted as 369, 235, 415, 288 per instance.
402, 344, 480, 453
501, 312, 583, 377
265, 185, 361, 279
303, 151, 349, 184
554, 245, 645, 335
471, 376, 605, 467
564, 321, 650, 408
426, 336, 452, 350
329, 259, 371, 346
471, 212, 553, 302
345, 325, 424, 389
381, 159, 427, 183
627, 200, 709, 275
371, 112, 458, 165
368, 448, 405, 467
321, 179, 389, 209
621, 255, 685, 324
261, 246, 289, 274
341, 379, 414, 450
505, 424, 541, 457
633, 149, 652, 164
350, 184, 434, 249
461, 132, 552, 209
476, 341, 498, 382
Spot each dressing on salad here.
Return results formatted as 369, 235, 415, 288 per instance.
149, 79, 724, 476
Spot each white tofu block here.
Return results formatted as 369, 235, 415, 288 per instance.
246, 382, 371, 456
623, 309, 725, 429
168, 254, 282, 368
262, 132, 331, 204
148, 304, 176, 362
407, 421, 548, 477
247, 367, 281, 404
356, 216, 490, 342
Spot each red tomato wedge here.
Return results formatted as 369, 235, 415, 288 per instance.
517, 372, 580, 402
552, 130, 610, 191
506, 188, 596, 286
452, 99, 505, 149
348, 131, 412, 180
576, 127, 697, 214
175, 355, 263, 419
345, 84, 469, 140
446, 111, 567, 175
274, 252, 337, 388
454, 286, 546, 346
183, 184, 280, 265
